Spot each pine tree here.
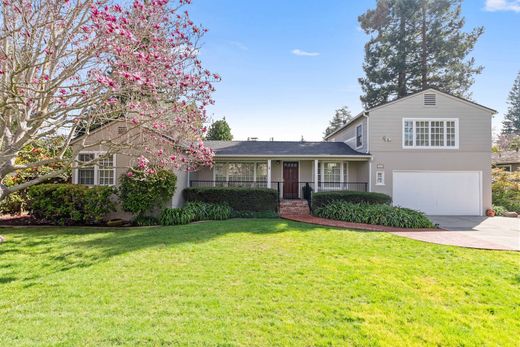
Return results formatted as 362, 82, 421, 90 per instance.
502, 71, 520, 135
359, 0, 483, 108
324, 106, 353, 138
206, 117, 233, 141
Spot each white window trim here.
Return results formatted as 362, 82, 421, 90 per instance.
319, 161, 345, 191
212, 161, 268, 187
375, 170, 385, 186
496, 164, 512, 172
73, 151, 116, 186
402, 118, 459, 149
356, 124, 363, 149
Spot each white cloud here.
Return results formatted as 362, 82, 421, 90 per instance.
484, 0, 520, 12
291, 49, 320, 57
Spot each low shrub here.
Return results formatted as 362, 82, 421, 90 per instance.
0, 192, 26, 216
184, 202, 232, 221
133, 215, 160, 226
492, 168, 520, 213
311, 191, 392, 210
230, 210, 278, 219
492, 205, 507, 216
27, 184, 115, 225
119, 168, 177, 217
314, 201, 434, 229
160, 208, 194, 225
184, 187, 278, 212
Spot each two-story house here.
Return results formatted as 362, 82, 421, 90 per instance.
73, 88, 495, 216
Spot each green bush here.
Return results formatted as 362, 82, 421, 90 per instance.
230, 210, 279, 219
119, 168, 177, 217
492, 205, 507, 216
492, 168, 520, 213
314, 201, 434, 229
133, 215, 160, 226
184, 187, 278, 212
160, 208, 194, 225
311, 191, 392, 210
184, 202, 232, 221
0, 192, 26, 215
27, 184, 115, 225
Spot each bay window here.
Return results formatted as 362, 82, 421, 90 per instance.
403, 119, 458, 148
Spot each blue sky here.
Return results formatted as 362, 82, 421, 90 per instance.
188, 0, 520, 141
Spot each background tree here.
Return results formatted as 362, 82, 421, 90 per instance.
324, 106, 353, 138
502, 71, 520, 135
359, 0, 483, 108
0, 0, 219, 201
206, 117, 233, 141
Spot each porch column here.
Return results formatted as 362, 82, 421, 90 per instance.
267, 159, 272, 188
314, 159, 319, 193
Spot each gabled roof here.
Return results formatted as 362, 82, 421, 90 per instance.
492, 150, 520, 165
324, 88, 497, 140
205, 141, 369, 157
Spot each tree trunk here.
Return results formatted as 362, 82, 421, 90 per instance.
0, 184, 9, 202
421, 2, 428, 89
397, 14, 407, 97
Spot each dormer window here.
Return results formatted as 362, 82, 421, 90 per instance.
424, 93, 436, 106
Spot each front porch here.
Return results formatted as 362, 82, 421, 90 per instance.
189, 158, 370, 199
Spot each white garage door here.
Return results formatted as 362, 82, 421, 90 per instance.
393, 171, 481, 216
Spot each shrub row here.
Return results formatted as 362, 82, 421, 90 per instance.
184, 187, 278, 212
311, 191, 392, 210
314, 201, 434, 229
160, 202, 232, 225
27, 184, 115, 225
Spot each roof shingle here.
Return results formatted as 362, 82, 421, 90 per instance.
205, 141, 368, 156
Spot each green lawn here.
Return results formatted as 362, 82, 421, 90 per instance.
0, 219, 518, 346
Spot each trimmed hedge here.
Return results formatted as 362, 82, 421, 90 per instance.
311, 191, 391, 210
27, 184, 115, 225
184, 187, 278, 212
314, 201, 434, 229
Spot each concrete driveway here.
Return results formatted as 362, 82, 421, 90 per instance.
392, 216, 519, 251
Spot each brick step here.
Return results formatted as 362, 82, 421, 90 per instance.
279, 199, 310, 216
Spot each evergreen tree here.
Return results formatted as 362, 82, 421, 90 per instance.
206, 117, 233, 141
359, 0, 483, 108
324, 106, 353, 138
502, 71, 520, 135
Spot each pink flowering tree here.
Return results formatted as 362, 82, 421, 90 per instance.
0, 0, 217, 201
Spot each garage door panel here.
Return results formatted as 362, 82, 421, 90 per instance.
393, 171, 481, 216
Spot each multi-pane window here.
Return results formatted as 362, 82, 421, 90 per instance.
77, 153, 95, 185
430, 121, 444, 147
213, 162, 267, 187
97, 155, 115, 186
356, 124, 363, 148
404, 121, 414, 147
403, 119, 458, 148
415, 121, 430, 146
376, 171, 385, 185
76, 153, 115, 186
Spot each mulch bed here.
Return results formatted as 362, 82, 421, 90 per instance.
281, 214, 443, 232
0, 214, 44, 226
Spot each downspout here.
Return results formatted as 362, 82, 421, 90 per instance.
363, 111, 371, 192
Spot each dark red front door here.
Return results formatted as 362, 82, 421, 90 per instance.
283, 162, 299, 199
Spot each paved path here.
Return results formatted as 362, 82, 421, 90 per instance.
395, 216, 519, 251
282, 214, 519, 251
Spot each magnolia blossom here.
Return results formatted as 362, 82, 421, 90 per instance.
0, 0, 218, 199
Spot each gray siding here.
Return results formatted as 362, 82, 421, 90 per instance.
367, 91, 493, 214
328, 117, 369, 153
